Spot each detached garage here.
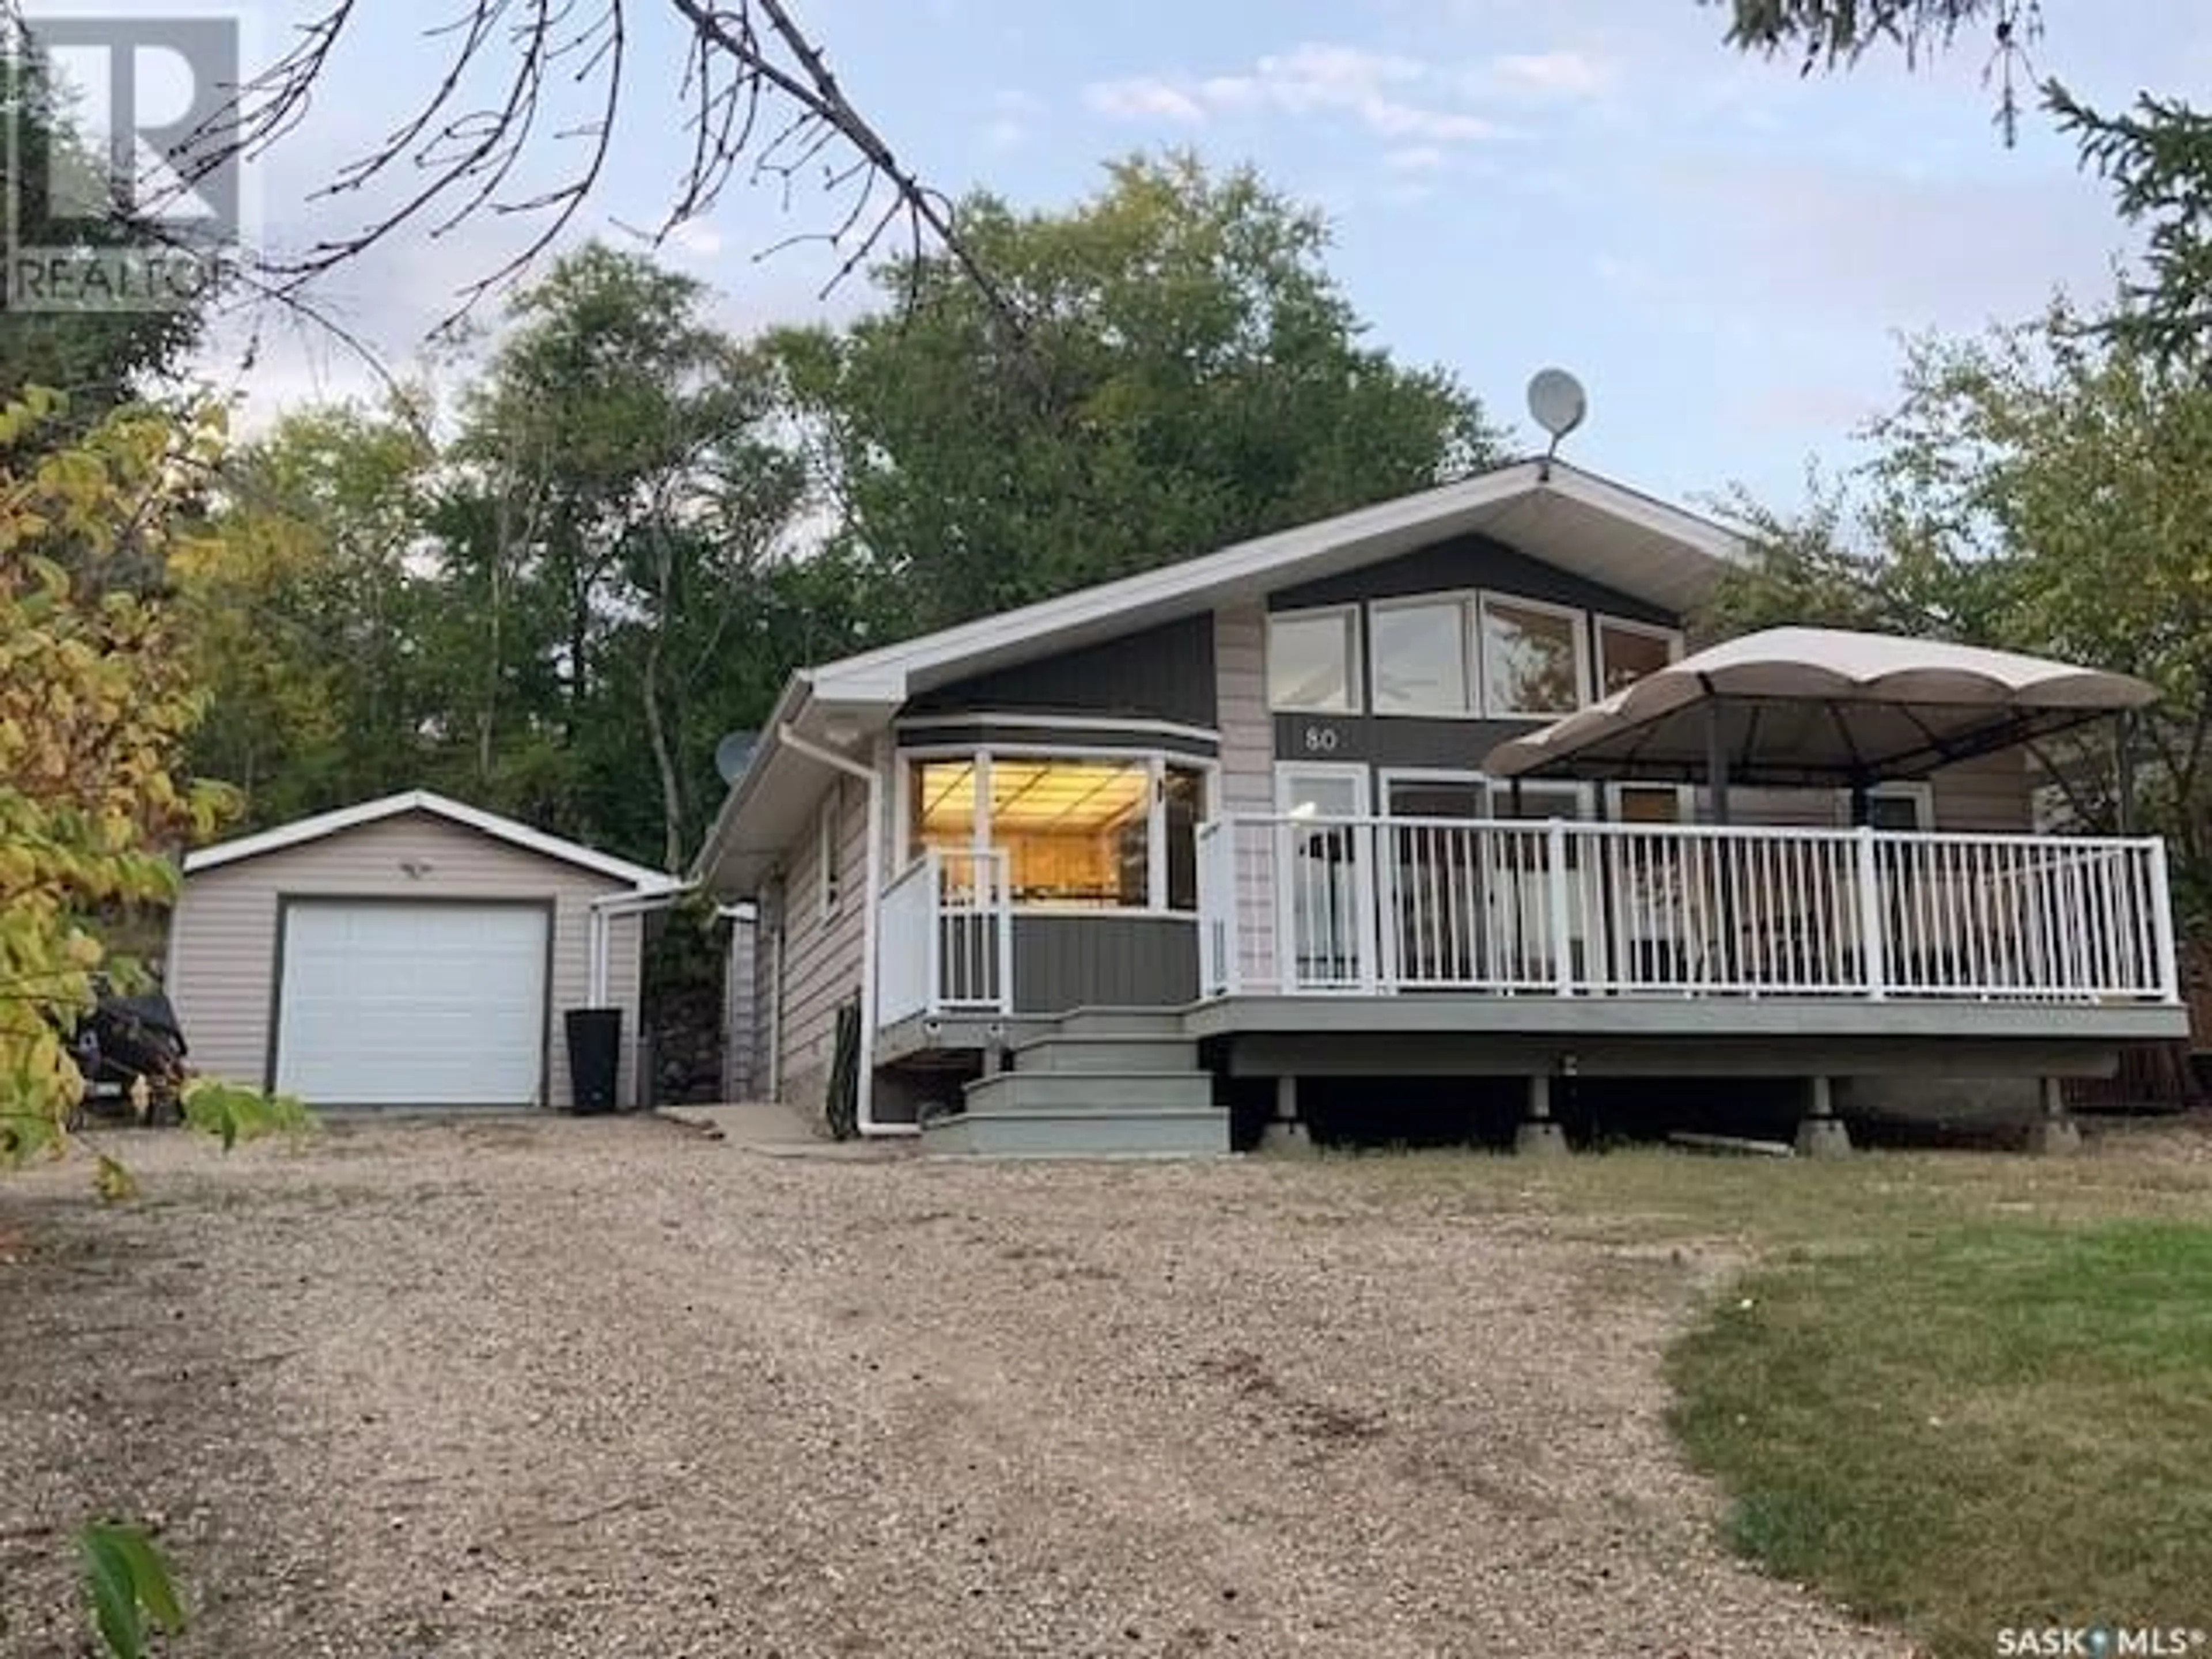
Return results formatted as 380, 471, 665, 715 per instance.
168, 791, 679, 1109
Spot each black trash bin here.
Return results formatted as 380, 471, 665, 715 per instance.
564, 1007, 622, 1114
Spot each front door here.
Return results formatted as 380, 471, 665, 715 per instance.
1274, 765, 1371, 990
1488, 782, 1593, 988
1380, 772, 1487, 987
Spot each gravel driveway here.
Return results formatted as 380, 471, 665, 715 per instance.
1, 1116, 1899, 1657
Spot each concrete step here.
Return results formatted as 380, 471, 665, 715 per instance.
1050, 1007, 1191, 1039
1012, 1034, 1200, 1073
964, 1070, 1214, 1115
924, 1107, 1230, 1158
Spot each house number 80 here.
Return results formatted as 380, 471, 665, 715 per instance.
1300, 725, 1340, 753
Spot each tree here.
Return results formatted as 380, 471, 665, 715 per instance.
779, 154, 1499, 631
1706, 302, 2212, 915
2, 0, 1002, 335
1707, 1, 2212, 363
452, 244, 808, 868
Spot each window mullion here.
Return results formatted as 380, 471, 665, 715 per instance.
1147, 753, 1166, 911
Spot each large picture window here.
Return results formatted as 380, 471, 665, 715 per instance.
1370, 599, 1469, 715
1480, 598, 1586, 717
907, 752, 1210, 911
1267, 607, 1361, 713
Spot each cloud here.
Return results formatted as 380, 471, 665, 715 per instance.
1085, 77, 1209, 123
1484, 50, 1615, 101
1086, 41, 1502, 146
1384, 145, 1450, 173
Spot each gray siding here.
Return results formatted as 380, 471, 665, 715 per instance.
1929, 750, 2032, 832
1009, 914, 1200, 1013
904, 613, 1216, 727
1270, 532, 1677, 626
169, 812, 643, 1109
771, 770, 870, 1121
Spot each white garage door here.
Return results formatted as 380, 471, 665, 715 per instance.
275, 902, 550, 1106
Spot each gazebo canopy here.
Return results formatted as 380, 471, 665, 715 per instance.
1485, 626, 2154, 789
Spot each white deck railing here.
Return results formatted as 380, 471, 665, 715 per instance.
876, 848, 1013, 1029
1195, 814, 2179, 1006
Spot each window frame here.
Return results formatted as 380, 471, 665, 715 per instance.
896, 744, 1220, 918
1367, 593, 1477, 719
1839, 781, 1935, 832
1593, 616, 1685, 700
1476, 592, 1593, 720
1266, 603, 1365, 715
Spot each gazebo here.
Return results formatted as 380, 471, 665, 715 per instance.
1485, 626, 2154, 823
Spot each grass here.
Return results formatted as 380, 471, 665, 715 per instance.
1332, 1127, 2212, 1655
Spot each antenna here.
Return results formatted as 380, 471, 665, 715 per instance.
1526, 368, 1588, 479
713, 730, 759, 784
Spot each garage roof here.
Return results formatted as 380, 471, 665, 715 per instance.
184, 790, 681, 891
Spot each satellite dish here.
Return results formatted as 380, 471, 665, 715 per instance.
714, 730, 759, 784
1527, 368, 1588, 449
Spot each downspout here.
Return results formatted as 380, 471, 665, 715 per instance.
779, 722, 908, 1137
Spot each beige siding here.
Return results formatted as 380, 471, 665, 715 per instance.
1929, 751, 2032, 832
169, 812, 644, 1108
1214, 603, 1278, 978
771, 773, 869, 1120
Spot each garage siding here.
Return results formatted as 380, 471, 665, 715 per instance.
169, 813, 644, 1109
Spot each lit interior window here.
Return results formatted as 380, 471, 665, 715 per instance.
911, 756, 1164, 908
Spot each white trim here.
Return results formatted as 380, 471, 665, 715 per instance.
1477, 592, 1592, 720
892, 711, 1221, 747
183, 789, 678, 890
1266, 603, 1365, 715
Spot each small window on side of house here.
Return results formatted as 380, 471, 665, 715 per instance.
1267, 607, 1362, 713
1596, 620, 1682, 699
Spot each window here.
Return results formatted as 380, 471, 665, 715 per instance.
817, 785, 844, 922
1862, 783, 1932, 832
1596, 620, 1681, 699
906, 752, 1211, 911
1610, 783, 1689, 825
1370, 600, 1469, 715
1268, 607, 1361, 713
1480, 598, 1586, 717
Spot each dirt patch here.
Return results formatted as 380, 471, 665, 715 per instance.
1, 1116, 1897, 1657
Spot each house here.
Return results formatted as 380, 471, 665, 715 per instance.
169, 790, 680, 1109
692, 459, 2186, 1154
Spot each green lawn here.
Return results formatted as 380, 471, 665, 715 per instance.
1342, 1128, 2212, 1656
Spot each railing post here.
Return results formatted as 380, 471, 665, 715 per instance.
1355, 819, 1383, 993
995, 852, 1014, 1014
1855, 824, 1886, 1001
2149, 839, 2180, 1005
1547, 820, 1574, 996
1273, 819, 1296, 994
923, 849, 943, 1016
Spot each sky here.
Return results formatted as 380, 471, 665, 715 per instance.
192, 0, 2208, 514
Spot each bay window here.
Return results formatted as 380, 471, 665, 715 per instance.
906, 752, 1210, 911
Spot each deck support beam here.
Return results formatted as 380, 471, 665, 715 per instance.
1793, 1074, 1852, 1158
1259, 1073, 1312, 1154
1514, 1073, 1569, 1157
2025, 1075, 2083, 1156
